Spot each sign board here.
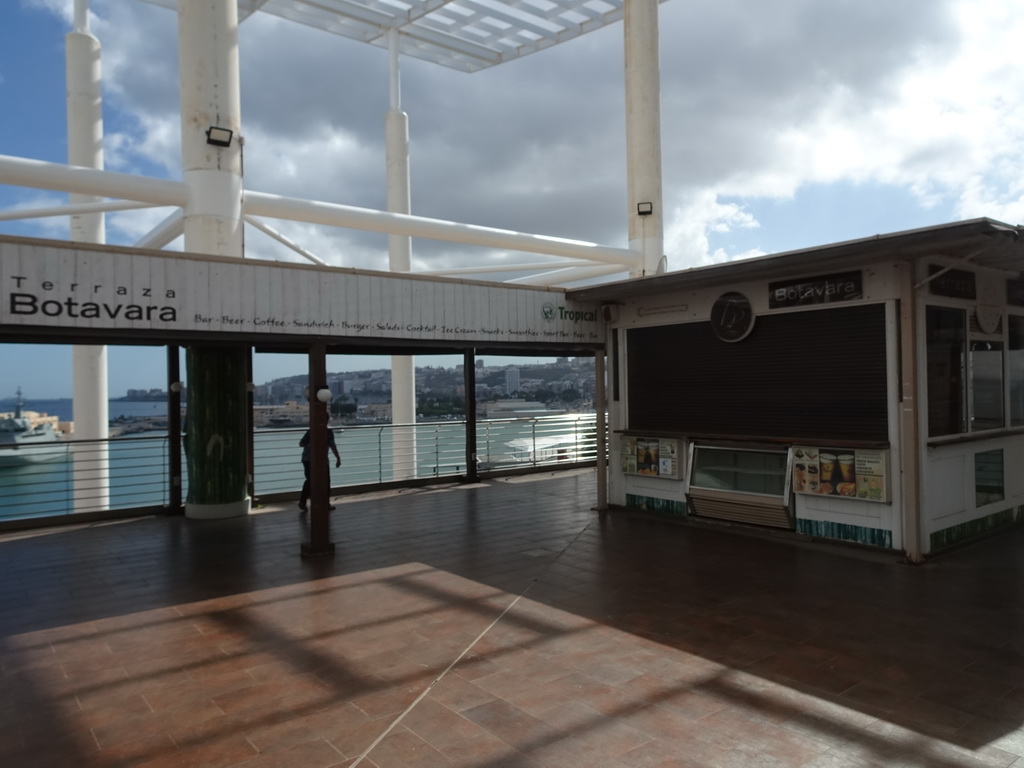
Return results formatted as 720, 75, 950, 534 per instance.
928, 266, 977, 300
0, 239, 601, 346
791, 445, 890, 503
768, 271, 863, 309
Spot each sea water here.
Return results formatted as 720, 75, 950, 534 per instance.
0, 425, 505, 523
0, 403, 588, 522
0, 398, 168, 422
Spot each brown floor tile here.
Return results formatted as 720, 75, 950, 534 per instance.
244, 702, 366, 754
619, 737, 725, 768
472, 669, 572, 714
401, 696, 489, 751
528, 733, 633, 767
133, 733, 259, 768
426, 673, 495, 712
441, 730, 538, 767
544, 670, 642, 716
351, 682, 425, 720
90, 698, 224, 749
367, 728, 455, 767
330, 717, 400, 759
93, 732, 178, 765
211, 672, 331, 715
9, 471, 1024, 768
461, 698, 562, 751
540, 700, 653, 757
234, 738, 347, 768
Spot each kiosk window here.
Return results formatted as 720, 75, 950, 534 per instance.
927, 306, 1011, 436
970, 341, 1004, 431
1010, 316, 1024, 426
975, 449, 1004, 506
926, 306, 966, 436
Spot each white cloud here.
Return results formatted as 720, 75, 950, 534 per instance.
665, 190, 762, 266
8, 0, 1024, 278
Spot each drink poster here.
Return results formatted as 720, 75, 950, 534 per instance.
623, 437, 681, 479
792, 446, 890, 503
636, 438, 659, 475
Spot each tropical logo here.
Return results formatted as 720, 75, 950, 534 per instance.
541, 302, 596, 323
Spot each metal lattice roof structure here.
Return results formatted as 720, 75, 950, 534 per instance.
139, 0, 632, 72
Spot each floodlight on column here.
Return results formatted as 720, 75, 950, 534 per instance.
205, 126, 233, 147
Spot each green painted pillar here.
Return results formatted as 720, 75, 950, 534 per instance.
184, 345, 250, 519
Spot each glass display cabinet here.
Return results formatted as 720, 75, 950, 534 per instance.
686, 445, 792, 528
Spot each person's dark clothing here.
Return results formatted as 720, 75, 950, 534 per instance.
299, 428, 339, 509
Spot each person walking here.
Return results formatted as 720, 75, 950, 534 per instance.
298, 415, 341, 512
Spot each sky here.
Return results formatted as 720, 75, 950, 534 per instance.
1, 0, 1023, 398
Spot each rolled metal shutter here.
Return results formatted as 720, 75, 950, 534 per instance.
627, 304, 888, 444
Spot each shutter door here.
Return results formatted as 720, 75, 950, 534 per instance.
627, 304, 888, 444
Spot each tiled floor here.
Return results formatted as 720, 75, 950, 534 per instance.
4, 469, 1024, 767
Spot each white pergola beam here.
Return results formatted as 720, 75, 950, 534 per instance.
134, 209, 185, 250
245, 189, 640, 267
507, 261, 626, 286
245, 214, 327, 265
0, 153, 639, 268
415, 259, 597, 275
0, 199, 158, 222
0, 154, 188, 207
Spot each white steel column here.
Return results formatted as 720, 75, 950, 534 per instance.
624, 0, 665, 277
899, 263, 923, 562
595, 350, 607, 510
387, 29, 417, 480
179, 0, 249, 519
179, 0, 243, 258
67, 0, 110, 513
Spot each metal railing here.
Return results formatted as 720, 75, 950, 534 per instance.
0, 436, 172, 520
0, 413, 598, 524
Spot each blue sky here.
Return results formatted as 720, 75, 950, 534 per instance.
2, 0, 1023, 398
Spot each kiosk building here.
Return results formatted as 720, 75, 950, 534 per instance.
572, 218, 1024, 562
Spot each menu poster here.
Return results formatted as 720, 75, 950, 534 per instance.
853, 450, 889, 502
791, 446, 822, 493
621, 436, 637, 474
623, 437, 680, 478
658, 440, 678, 477
792, 446, 890, 503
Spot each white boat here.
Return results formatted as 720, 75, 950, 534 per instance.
0, 389, 66, 468
499, 435, 583, 466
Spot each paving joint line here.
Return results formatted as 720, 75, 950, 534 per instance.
350, 519, 593, 766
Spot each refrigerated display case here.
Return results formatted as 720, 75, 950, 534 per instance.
686, 445, 792, 528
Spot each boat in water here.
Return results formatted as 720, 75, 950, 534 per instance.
0, 389, 66, 468
479, 434, 585, 470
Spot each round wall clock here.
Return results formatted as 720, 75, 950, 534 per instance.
710, 292, 755, 342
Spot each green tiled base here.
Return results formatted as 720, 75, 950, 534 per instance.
626, 494, 687, 518
930, 507, 1021, 552
796, 519, 893, 549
